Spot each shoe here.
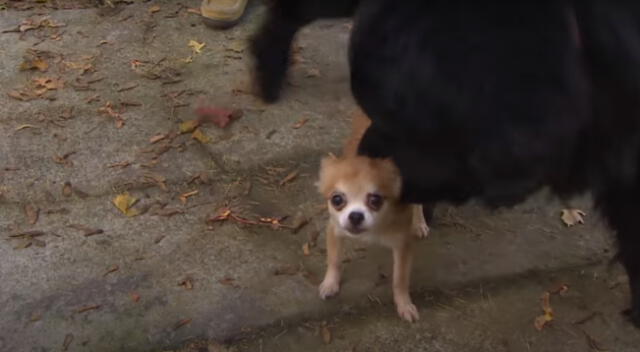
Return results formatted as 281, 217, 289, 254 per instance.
201, 0, 248, 29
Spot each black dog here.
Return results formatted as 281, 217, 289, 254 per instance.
250, 0, 640, 327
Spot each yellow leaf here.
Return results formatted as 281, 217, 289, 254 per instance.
188, 40, 205, 54
179, 120, 200, 134
112, 193, 139, 217
191, 128, 211, 143
534, 292, 554, 331
149, 5, 160, 13
20, 58, 49, 72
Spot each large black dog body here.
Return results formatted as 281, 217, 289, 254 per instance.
251, 0, 640, 326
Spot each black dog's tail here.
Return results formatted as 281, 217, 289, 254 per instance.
250, 0, 359, 102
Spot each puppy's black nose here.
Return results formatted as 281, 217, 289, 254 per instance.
348, 211, 364, 226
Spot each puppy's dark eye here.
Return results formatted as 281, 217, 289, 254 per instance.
330, 193, 346, 209
367, 193, 384, 210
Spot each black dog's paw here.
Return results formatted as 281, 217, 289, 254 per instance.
622, 307, 640, 328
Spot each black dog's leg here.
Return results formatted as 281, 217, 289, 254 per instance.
599, 188, 640, 327
250, 0, 359, 102
249, 11, 303, 102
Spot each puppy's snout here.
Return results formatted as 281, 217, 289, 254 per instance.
348, 211, 365, 227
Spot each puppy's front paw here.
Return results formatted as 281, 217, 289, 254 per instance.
413, 222, 430, 239
396, 302, 420, 322
318, 278, 340, 300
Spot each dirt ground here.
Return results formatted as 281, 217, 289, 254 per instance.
1, 1, 640, 351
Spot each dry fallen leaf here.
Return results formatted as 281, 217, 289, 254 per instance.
24, 204, 39, 225
174, 318, 192, 330
279, 170, 300, 186
322, 325, 332, 344
20, 57, 49, 72
179, 120, 200, 134
76, 304, 101, 314
292, 118, 309, 129
112, 193, 139, 217
104, 265, 119, 276
195, 105, 242, 128
302, 242, 311, 256
274, 264, 299, 276
192, 128, 211, 144
68, 224, 104, 237
149, 133, 168, 144
62, 182, 73, 197
62, 333, 74, 351
98, 101, 125, 128
188, 40, 205, 54
15, 124, 36, 131
534, 292, 554, 331
305, 68, 321, 78
219, 277, 239, 287
178, 278, 194, 290
148, 5, 161, 13
179, 190, 199, 205
561, 208, 586, 227
130, 292, 141, 303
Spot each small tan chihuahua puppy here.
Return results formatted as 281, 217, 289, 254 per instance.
316, 109, 429, 322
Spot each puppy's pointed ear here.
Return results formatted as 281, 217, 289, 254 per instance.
317, 155, 339, 196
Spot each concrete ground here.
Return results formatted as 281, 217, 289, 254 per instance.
0, 1, 639, 351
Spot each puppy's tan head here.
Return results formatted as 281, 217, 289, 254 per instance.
318, 155, 402, 236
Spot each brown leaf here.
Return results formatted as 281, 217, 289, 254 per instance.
62, 333, 74, 351
174, 318, 192, 330
178, 278, 194, 290
62, 182, 73, 197
130, 292, 141, 303
104, 265, 119, 276
10, 230, 45, 238
561, 208, 586, 227
274, 264, 299, 276
292, 118, 309, 129
195, 105, 243, 128
179, 190, 199, 205
305, 68, 321, 78
154, 208, 184, 217
8, 90, 33, 101
24, 204, 39, 225
20, 57, 49, 72
68, 224, 103, 237
143, 173, 168, 191
322, 326, 331, 344
149, 5, 161, 13
302, 242, 311, 256
149, 133, 168, 144
219, 277, 239, 287
107, 160, 131, 168
98, 102, 125, 128
76, 304, 101, 314
291, 213, 309, 234
279, 170, 300, 186
52, 151, 75, 167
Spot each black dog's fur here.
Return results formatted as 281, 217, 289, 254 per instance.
250, 0, 640, 327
